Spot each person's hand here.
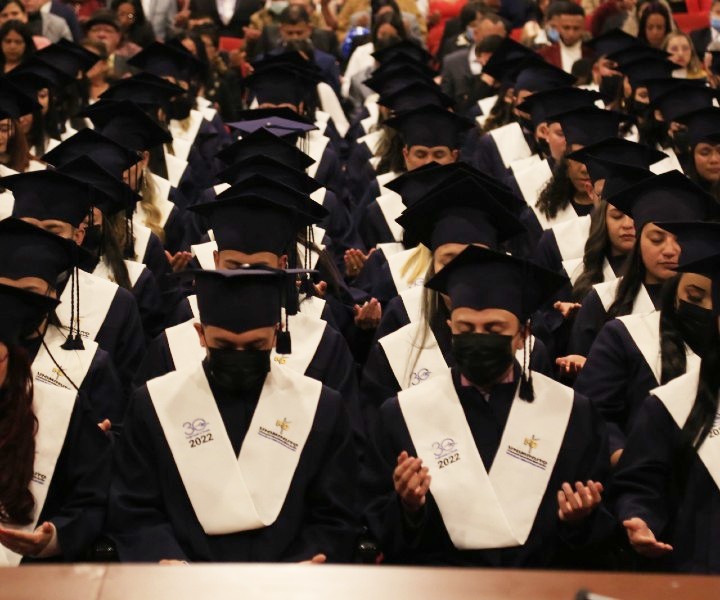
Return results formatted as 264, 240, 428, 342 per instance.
394, 451, 431, 514
165, 250, 193, 272
353, 298, 381, 330
98, 419, 112, 433
174, 9, 190, 27
554, 301, 581, 319
313, 281, 328, 298
557, 481, 603, 523
623, 517, 673, 558
555, 355, 586, 375
344, 248, 374, 278
0, 522, 55, 557
159, 559, 188, 565
610, 448, 623, 467
299, 553, 327, 564
596, 56, 620, 78
242, 27, 261, 41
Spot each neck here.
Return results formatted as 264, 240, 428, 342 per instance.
573, 191, 592, 205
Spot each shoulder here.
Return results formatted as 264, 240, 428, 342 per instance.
443, 48, 469, 67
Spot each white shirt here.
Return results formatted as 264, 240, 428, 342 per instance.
467, 44, 481, 76
560, 40, 583, 73
216, 0, 235, 25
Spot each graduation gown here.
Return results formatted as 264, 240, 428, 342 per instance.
361, 365, 612, 567
13, 385, 112, 563
610, 368, 720, 573
108, 365, 360, 562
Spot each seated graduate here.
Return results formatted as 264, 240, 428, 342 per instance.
5, 168, 146, 397
610, 221, 720, 574
109, 267, 360, 563
0, 218, 125, 426
361, 245, 612, 567
0, 283, 111, 565
568, 171, 720, 358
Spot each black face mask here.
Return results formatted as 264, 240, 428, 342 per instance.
517, 115, 534, 133
451, 332, 515, 388
599, 74, 623, 100
628, 98, 652, 120
83, 224, 103, 254
677, 300, 715, 356
206, 347, 271, 394
167, 94, 194, 121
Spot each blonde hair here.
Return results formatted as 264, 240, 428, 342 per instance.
663, 31, 706, 79
399, 244, 432, 285
139, 168, 166, 243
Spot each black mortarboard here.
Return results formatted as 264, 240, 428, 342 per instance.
511, 57, 576, 92
645, 77, 707, 104
371, 39, 432, 64
59, 156, 139, 216
674, 107, 720, 146
396, 174, 525, 251
83, 8, 120, 31
245, 67, 321, 107
379, 80, 454, 112
0, 217, 77, 285
481, 38, 539, 83
6, 170, 96, 227
35, 39, 99, 76
83, 100, 172, 150
566, 138, 666, 170
215, 127, 314, 170
384, 104, 473, 149
516, 87, 601, 128
649, 84, 719, 123
583, 157, 655, 199
584, 28, 639, 57
617, 56, 676, 88
552, 107, 628, 147
42, 128, 140, 177
608, 44, 670, 65
364, 60, 436, 95
0, 78, 41, 119
5, 57, 73, 94
604, 170, 719, 231
0, 283, 59, 345
425, 245, 568, 322
216, 155, 320, 193
128, 41, 202, 81
100, 73, 183, 110
226, 114, 317, 139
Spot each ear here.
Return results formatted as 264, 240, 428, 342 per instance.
73, 225, 86, 246
536, 122, 549, 140
279, 254, 289, 269
194, 322, 207, 348
450, 149, 459, 161
213, 249, 219, 269
140, 150, 150, 168
446, 318, 453, 331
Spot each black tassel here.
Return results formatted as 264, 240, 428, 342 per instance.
276, 330, 292, 355
518, 318, 534, 402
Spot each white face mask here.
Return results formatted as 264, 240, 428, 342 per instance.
268, 0, 289, 15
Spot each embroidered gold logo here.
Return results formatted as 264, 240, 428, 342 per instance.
273, 355, 287, 365
276, 418, 291, 434
506, 434, 548, 470
523, 435, 540, 454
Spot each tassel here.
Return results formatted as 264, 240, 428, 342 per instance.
276, 330, 292, 355
518, 318, 534, 402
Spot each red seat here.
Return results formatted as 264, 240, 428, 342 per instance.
674, 12, 712, 32
219, 36, 244, 53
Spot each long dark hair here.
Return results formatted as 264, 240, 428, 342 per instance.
371, 4, 408, 43
658, 275, 688, 384
480, 86, 514, 134
535, 157, 574, 220
607, 237, 646, 319
638, 2, 672, 47
376, 125, 406, 174
27, 90, 62, 156
99, 212, 133, 290
573, 201, 616, 302
684, 151, 720, 205
0, 344, 37, 525
1, 118, 30, 172
0, 19, 35, 71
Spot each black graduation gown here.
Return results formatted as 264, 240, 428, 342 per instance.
161, 204, 190, 255
108, 374, 360, 562
358, 199, 397, 250
568, 283, 663, 357
20, 390, 112, 563
360, 366, 613, 567
137, 229, 185, 328
349, 247, 401, 307
610, 392, 720, 573
470, 131, 513, 182
313, 144, 344, 196
521, 200, 595, 254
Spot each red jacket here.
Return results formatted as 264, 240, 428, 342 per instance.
539, 42, 595, 70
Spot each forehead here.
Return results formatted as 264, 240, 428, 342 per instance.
452, 306, 519, 326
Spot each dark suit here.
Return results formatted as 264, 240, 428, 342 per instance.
539, 42, 594, 72
257, 24, 341, 59
190, 0, 263, 36
51, 0, 82, 42
690, 27, 713, 57
441, 47, 475, 108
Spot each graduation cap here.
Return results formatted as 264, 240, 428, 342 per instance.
607, 44, 670, 65
364, 62, 437, 96
582, 157, 655, 199
616, 56, 676, 88
5, 57, 74, 94
83, 100, 172, 151
42, 128, 140, 177
0, 78, 41, 119
674, 107, 720, 147
371, 39, 432, 64
482, 37, 539, 83
216, 155, 321, 194
604, 170, 720, 231
0, 283, 60, 346
396, 174, 526, 251
644, 77, 707, 104
566, 138, 666, 171
0, 217, 77, 287
516, 87, 602, 128
244, 64, 321, 107
551, 107, 628, 147
215, 127, 314, 171
584, 28, 639, 57
99, 73, 184, 110
35, 39, 99, 76
657, 221, 720, 316
512, 58, 577, 92
384, 104, 473, 149
83, 8, 120, 31
426, 245, 568, 400
128, 41, 202, 81
378, 80, 454, 112
5, 169, 96, 227
226, 114, 317, 139
650, 84, 719, 123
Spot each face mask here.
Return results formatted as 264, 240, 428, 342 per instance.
711, 15, 720, 32
206, 347, 271, 394
167, 94, 194, 121
628, 98, 652, 120
546, 26, 560, 43
677, 300, 715, 356
269, 0, 289, 15
599, 74, 623, 100
451, 332, 515, 388
465, 26, 475, 42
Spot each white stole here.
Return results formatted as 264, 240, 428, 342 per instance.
132, 221, 152, 264
399, 285, 424, 324
169, 109, 204, 144
309, 187, 326, 206
303, 132, 330, 180
376, 191, 405, 242
56, 270, 118, 343
164, 152, 188, 188
399, 369, 573, 549
562, 256, 615, 286
380, 321, 447, 389
376, 242, 404, 258
191, 240, 217, 271
271, 311, 326, 374
553, 215, 591, 261
0, 383, 76, 566
357, 130, 384, 157
387, 248, 425, 294
93, 259, 146, 288
149, 362, 321, 534
618, 311, 700, 384
31, 326, 98, 392
488, 122, 533, 168
594, 278, 655, 314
